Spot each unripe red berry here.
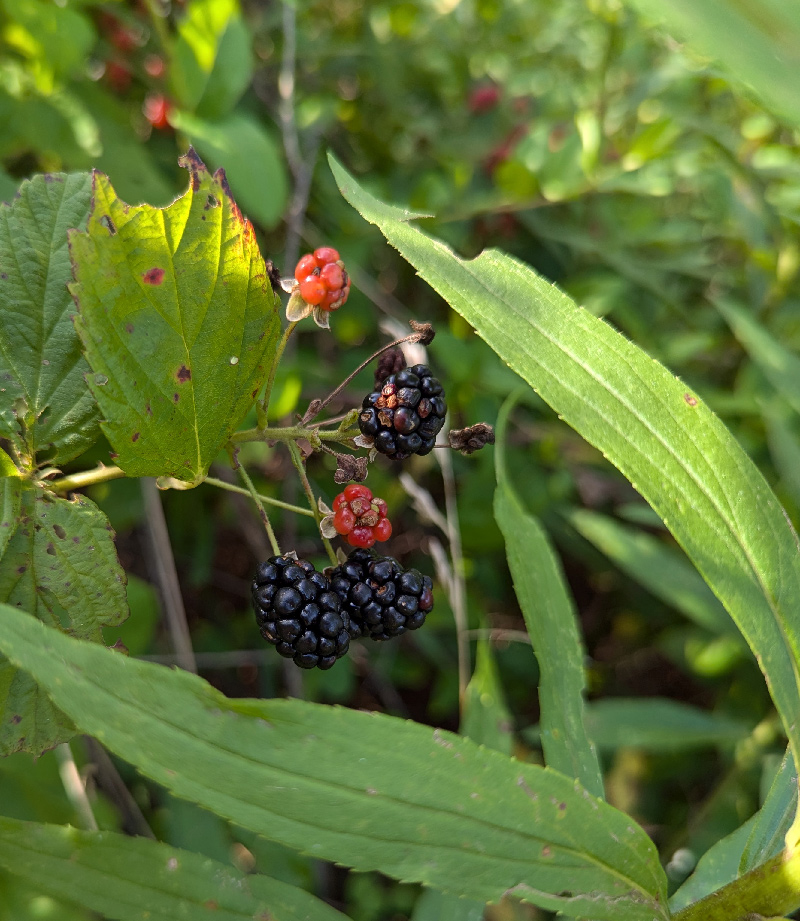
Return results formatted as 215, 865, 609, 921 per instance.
320, 263, 344, 290
333, 507, 356, 535
314, 246, 340, 265
374, 518, 392, 541
294, 253, 318, 281
347, 527, 376, 549
344, 484, 372, 501
299, 277, 326, 306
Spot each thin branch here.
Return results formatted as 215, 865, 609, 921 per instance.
48, 464, 127, 493
141, 478, 198, 674
259, 320, 299, 425
203, 475, 314, 517
436, 430, 470, 703
234, 461, 281, 557
55, 742, 98, 831
287, 441, 338, 566
83, 738, 155, 839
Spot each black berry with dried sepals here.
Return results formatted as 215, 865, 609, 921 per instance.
252, 555, 353, 669
329, 548, 434, 640
358, 364, 447, 460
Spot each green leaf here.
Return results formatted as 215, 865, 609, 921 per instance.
329, 153, 800, 777
0, 480, 21, 560
494, 398, 603, 798
0, 816, 347, 921
411, 889, 485, 921
0, 608, 670, 921
69, 151, 282, 484
740, 749, 797, 874
0, 0, 96, 82
169, 111, 288, 230
621, 0, 800, 129
0, 486, 127, 755
563, 508, 735, 635
715, 298, 800, 415
461, 636, 514, 757
170, 0, 254, 119
0, 172, 99, 467
580, 699, 752, 752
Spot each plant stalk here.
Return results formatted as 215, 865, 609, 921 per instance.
259, 320, 299, 426
674, 846, 800, 921
287, 441, 338, 566
234, 460, 281, 557
48, 464, 127, 493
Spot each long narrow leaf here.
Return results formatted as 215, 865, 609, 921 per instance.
495, 399, 603, 798
329, 154, 800, 773
0, 605, 669, 921
0, 816, 346, 921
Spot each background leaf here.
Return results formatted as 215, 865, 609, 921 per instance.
0, 607, 670, 921
330, 154, 800, 777
621, 0, 800, 129
0, 172, 98, 467
69, 152, 281, 484
563, 508, 735, 635
169, 0, 254, 119
0, 816, 347, 921
494, 398, 603, 798
579, 698, 752, 752
0, 486, 127, 755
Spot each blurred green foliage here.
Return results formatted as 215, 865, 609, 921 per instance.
2, 0, 800, 917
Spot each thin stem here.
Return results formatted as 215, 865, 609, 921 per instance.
301, 329, 433, 425
141, 0, 170, 55
48, 464, 127, 493
235, 462, 281, 557
141, 478, 198, 674
231, 423, 357, 447
83, 738, 155, 839
436, 432, 469, 704
259, 320, 299, 426
203, 476, 314, 517
287, 441, 338, 566
55, 743, 98, 831
674, 845, 800, 921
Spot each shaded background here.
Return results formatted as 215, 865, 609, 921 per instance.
2, 0, 799, 917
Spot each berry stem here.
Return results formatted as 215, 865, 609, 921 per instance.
300, 325, 435, 425
46, 464, 127, 493
231, 423, 359, 448
258, 320, 300, 428
203, 476, 315, 517
234, 461, 281, 557
287, 441, 339, 567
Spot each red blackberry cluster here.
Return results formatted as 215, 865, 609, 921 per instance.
294, 247, 351, 313
358, 364, 447, 460
332, 484, 392, 548
252, 555, 354, 669
330, 548, 434, 640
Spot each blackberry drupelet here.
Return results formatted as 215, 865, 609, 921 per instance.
330, 548, 434, 640
252, 555, 353, 669
358, 364, 447, 460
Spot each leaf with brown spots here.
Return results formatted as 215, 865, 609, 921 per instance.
0, 172, 99, 468
0, 483, 128, 756
69, 151, 281, 484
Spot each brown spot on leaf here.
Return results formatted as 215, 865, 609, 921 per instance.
145, 402, 152, 416
173, 393, 179, 403
46, 543, 56, 556
53, 524, 66, 539
178, 147, 206, 190
72, 536, 80, 543
16, 565, 25, 574
176, 365, 191, 383
142, 267, 165, 285
542, 846, 552, 858
205, 193, 219, 210
10, 714, 21, 724
125, 322, 134, 333
100, 214, 116, 235
0, 273, 7, 280
132, 432, 140, 442
684, 393, 698, 406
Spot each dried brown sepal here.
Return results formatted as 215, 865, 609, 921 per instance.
409, 320, 435, 345
301, 399, 323, 424
332, 452, 369, 484
375, 347, 407, 386
448, 423, 496, 455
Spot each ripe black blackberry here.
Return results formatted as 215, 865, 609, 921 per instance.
252, 555, 354, 669
330, 548, 434, 640
358, 364, 446, 460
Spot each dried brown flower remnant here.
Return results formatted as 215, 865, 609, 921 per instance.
448, 423, 495, 455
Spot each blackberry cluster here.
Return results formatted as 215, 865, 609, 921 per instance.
252, 556, 354, 669
358, 364, 447, 460
330, 549, 434, 640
